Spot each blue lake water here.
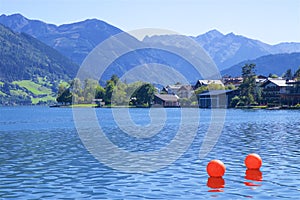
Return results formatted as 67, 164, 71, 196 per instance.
0, 107, 299, 199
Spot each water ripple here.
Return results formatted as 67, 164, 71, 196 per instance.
0, 108, 299, 199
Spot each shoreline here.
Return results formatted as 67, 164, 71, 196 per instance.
48, 104, 300, 109
1, 104, 299, 110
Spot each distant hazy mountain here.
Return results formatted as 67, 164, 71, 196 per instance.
87, 34, 205, 85
2, 14, 300, 72
0, 24, 78, 105
221, 52, 300, 77
0, 14, 203, 85
1, 14, 300, 80
192, 30, 300, 70
0, 14, 123, 64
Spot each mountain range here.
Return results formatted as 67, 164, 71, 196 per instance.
192, 30, 300, 70
0, 24, 77, 82
222, 52, 300, 77
1, 14, 300, 72
0, 14, 123, 65
1, 13, 300, 104
0, 23, 78, 105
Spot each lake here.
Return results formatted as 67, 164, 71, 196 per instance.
0, 107, 299, 199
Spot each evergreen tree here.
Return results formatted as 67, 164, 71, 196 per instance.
294, 66, 300, 80
283, 69, 292, 80
110, 74, 119, 85
104, 80, 115, 105
56, 85, 72, 105
238, 63, 257, 106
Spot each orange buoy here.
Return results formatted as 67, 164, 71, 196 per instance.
206, 160, 226, 177
244, 153, 262, 169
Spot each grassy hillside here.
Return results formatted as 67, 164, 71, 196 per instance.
13, 80, 52, 95
1, 78, 58, 105
0, 24, 78, 105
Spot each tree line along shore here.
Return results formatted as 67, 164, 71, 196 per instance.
54, 64, 300, 109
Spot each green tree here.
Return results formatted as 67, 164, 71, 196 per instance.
56, 84, 72, 105
225, 83, 236, 90
112, 81, 127, 105
194, 85, 208, 95
230, 95, 240, 108
134, 83, 156, 107
104, 75, 122, 105
57, 83, 67, 99
104, 80, 115, 105
95, 85, 105, 99
111, 74, 119, 85
269, 73, 278, 78
125, 81, 144, 105
194, 83, 225, 95
283, 69, 292, 80
70, 78, 83, 103
294, 66, 300, 80
126, 81, 143, 96
83, 79, 99, 103
239, 63, 257, 106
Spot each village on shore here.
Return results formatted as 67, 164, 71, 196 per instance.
55, 64, 300, 109
152, 75, 300, 109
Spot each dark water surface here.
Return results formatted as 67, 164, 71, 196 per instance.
0, 107, 299, 199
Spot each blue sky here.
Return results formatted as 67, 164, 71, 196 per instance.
0, 0, 299, 44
